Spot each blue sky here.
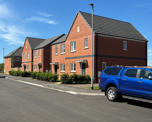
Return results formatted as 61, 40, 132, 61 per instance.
0, 0, 152, 65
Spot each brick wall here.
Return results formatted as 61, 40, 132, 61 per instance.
94, 35, 147, 82
4, 58, 11, 74
33, 49, 43, 72
22, 39, 33, 71
51, 42, 66, 78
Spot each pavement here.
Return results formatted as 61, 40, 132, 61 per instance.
1, 76, 152, 122
0, 73, 103, 96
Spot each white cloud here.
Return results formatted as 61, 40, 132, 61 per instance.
0, 4, 12, 19
0, 22, 26, 45
37, 11, 52, 17
26, 16, 56, 25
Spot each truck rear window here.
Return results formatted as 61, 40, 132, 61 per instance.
104, 67, 122, 75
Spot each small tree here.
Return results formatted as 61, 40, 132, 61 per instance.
0, 63, 4, 73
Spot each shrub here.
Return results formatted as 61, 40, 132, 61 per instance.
61, 74, 70, 84
21, 71, 31, 77
51, 74, 58, 82
76, 74, 91, 84
17, 70, 22, 76
61, 73, 91, 84
69, 74, 78, 83
9, 70, 21, 76
31, 72, 37, 79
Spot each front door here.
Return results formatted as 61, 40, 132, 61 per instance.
81, 63, 86, 75
54, 65, 58, 74
24, 65, 26, 71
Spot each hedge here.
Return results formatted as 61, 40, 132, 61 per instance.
61, 73, 91, 84
9, 71, 90, 84
9, 70, 58, 82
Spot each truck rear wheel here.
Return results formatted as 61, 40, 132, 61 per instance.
106, 86, 118, 102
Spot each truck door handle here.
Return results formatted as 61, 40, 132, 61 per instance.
123, 79, 127, 81
138, 81, 142, 83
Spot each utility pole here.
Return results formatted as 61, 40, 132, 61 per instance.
3, 48, 4, 63
89, 3, 94, 90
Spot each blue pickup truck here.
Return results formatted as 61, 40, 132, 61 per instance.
99, 66, 152, 101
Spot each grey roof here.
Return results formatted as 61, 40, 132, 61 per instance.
34, 34, 65, 49
80, 11, 147, 41
26, 37, 45, 49
51, 34, 67, 45
5, 47, 23, 58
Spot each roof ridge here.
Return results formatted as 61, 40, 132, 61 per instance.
79, 11, 147, 41
26, 37, 45, 40
79, 11, 130, 24
4, 46, 23, 58
34, 34, 65, 49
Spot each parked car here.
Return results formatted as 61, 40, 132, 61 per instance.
99, 66, 152, 102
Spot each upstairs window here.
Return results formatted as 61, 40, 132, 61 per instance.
61, 64, 65, 72
71, 41, 76, 52
84, 38, 88, 48
123, 41, 127, 50
55, 46, 58, 55
60, 44, 65, 54
38, 50, 40, 57
34, 50, 37, 58
27, 52, 30, 59
71, 63, 76, 72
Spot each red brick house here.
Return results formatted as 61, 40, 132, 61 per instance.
50, 35, 67, 75
6, 11, 147, 82
4, 47, 23, 74
51, 11, 147, 81
33, 34, 65, 72
22, 37, 45, 71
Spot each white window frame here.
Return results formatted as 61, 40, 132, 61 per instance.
27, 52, 30, 59
84, 38, 88, 48
77, 26, 80, 32
71, 63, 76, 72
123, 41, 127, 51
70, 41, 76, 52
60, 44, 65, 54
27, 65, 29, 71
55, 46, 58, 55
38, 50, 40, 57
34, 65, 37, 71
34, 50, 37, 58
61, 64, 65, 72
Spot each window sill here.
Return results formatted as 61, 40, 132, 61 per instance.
71, 50, 76, 53
123, 49, 128, 51
71, 71, 76, 73
60, 52, 65, 55
84, 47, 88, 49
61, 71, 65, 73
